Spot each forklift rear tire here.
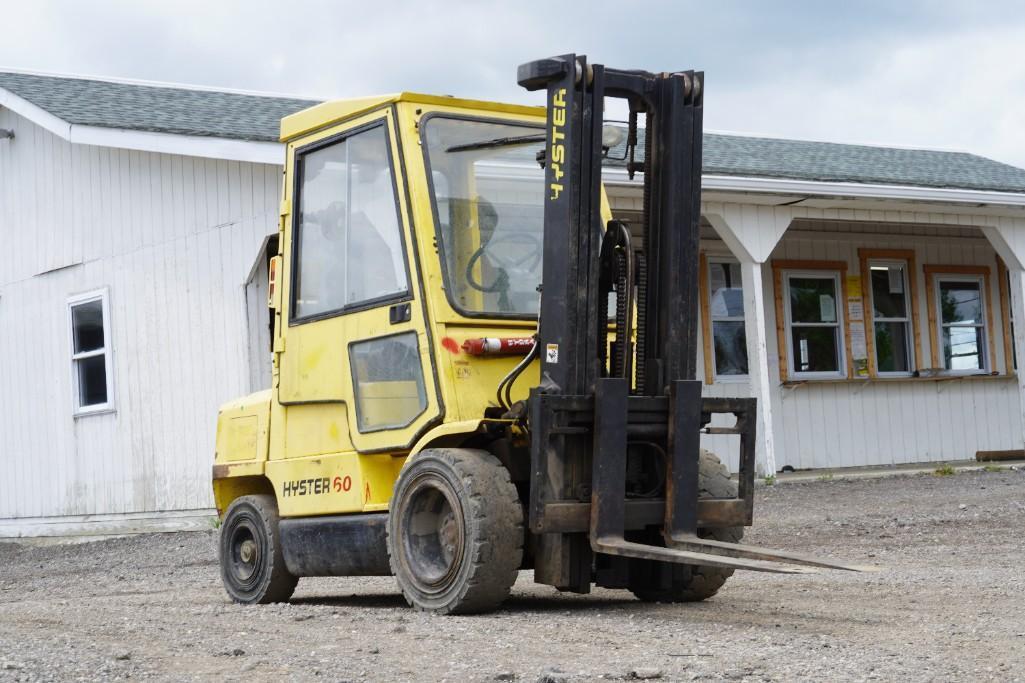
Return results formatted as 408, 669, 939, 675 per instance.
219, 494, 298, 604
629, 450, 743, 603
387, 448, 523, 614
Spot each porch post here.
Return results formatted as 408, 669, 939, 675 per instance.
704, 207, 791, 476
979, 217, 1025, 455
739, 260, 777, 475
1008, 269, 1025, 452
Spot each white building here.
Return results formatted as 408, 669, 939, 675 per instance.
3, 71, 1025, 537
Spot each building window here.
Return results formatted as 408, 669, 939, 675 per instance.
924, 265, 995, 373
68, 290, 114, 414
774, 261, 849, 381
858, 249, 922, 378
703, 257, 747, 380
867, 261, 914, 374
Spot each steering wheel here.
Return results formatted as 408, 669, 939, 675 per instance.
464, 231, 543, 293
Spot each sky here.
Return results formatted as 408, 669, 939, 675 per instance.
2, 0, 1025, 167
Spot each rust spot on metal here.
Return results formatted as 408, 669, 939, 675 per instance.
212, 464, 231, 480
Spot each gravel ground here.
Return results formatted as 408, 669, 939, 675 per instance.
1, 469, 1024, 682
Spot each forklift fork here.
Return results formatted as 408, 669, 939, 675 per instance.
590, 377, 877, 574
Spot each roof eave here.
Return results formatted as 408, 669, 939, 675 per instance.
1, 85, 282, 164
602, 167, 1025, 209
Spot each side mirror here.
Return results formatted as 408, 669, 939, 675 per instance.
267, 255, 282, 309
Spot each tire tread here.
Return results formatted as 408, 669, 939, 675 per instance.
387, 448, 523, 614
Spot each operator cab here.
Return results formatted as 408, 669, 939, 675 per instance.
238, 94, 555, 521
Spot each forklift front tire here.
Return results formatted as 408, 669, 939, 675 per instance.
629, 450, 743, 603
219, 494, 298, 605
387, 448, 523, 614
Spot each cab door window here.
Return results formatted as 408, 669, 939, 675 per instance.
293, 123, 409, 320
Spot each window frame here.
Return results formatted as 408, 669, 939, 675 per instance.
699, 254, 748, 384
420, 111, 547, 321
347, 331, 429, 434
772, 260, 851, 381
859, 249, 921, 378
67, 288, 115, 416
924, 265, 996, 374
288, 118, 413, 326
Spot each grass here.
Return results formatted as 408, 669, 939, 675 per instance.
817, 473, 835, 482
763, 475, 777, 486
933, 465, 956, 476
982, 464, 1004, 473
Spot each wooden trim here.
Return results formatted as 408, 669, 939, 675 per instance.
840, 270, 854, 378
783, 372, 1015, 387
698, 253, 714, 385
857, 248, 922, 377
771, 259, 847, 271
923, 264, 997, 372
772, 265, 788, 381
997, 258, 1014, 373
924, 271, 939, 367
923, 264, 992, 275
771, 259, 850, 381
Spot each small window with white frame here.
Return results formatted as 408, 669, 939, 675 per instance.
707, 259, 748, 379
867, 260, 914, 375
783, 270, 846, 379
68, 289, 114, 414
934, 273, 988, 372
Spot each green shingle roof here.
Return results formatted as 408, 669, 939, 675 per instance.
607, 129, 1025, 194
4, 71, 1025, 194
0, 71, 315, 142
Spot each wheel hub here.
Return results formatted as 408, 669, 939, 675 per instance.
239, 539, 257, 564
401, 477, 465, 592
229, 526, 260, 583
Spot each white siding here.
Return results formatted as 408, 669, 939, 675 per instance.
694, 218, 1023, 471
0, 108, 280, 521
4, 105, 1025, 530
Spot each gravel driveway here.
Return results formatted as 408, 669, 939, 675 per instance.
1, 469, 1023, 682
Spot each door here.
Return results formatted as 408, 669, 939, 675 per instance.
275, 110, 441, 465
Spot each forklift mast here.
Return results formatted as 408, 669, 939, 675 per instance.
517, 55, 870, 593
520, 54, 704, 396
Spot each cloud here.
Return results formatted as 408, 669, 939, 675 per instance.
708, 23, 1025, 167
2, 0, 1024, 166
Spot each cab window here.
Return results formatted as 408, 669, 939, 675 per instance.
292, 123, 408, 320
423, 116, 546, 317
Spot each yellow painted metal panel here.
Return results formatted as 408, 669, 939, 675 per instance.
280, 92, 544, 142
214, 390, 271, 464
283, 403, 353, 458
265, 451, 406, 517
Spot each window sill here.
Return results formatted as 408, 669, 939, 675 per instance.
782, 373, 1015, 388
74, 406, 116, 419
713, 375, 750, 384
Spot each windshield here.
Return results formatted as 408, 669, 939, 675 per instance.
423, 117, 546, 317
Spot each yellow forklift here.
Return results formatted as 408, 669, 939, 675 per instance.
213, 54, 870, 614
